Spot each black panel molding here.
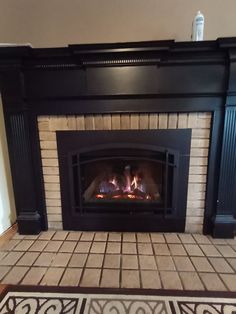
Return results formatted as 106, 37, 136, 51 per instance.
0, 38, 236, 236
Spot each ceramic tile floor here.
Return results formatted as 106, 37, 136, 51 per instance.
0, 231, 236, 291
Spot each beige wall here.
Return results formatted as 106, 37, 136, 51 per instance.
0, 0, 235, 48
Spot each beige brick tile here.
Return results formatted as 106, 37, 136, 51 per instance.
179, 272, 204, 290
80, 232, 95, 241
169, 244, 187, 256
184, 244, 204, 256
193, 234, 211, 244
38, 231, 55, 240
90, 242, 106, 254
0, 266, 11, 280
139, 255, 157, 270
156, 256, 176, 271
12, 233, 25, 240
160, 271, 183, 290
52, 231, 69, 241
216, 245, 236, 258
173, 256, 195, 271
69, 254, 87, 268
227, 258, 236, 271
59, 242, 76, 253
137, 233, 150, 243
0, 252, 24, 266
122, 255, 138, 269
34, 253, 56, 267
138, 243, 153, 255
200, 245, 221, 257
208, 237, 227, 245
51, 253, 71, 267
60, 268, 82, 286
66, 232, 82, 241
104, 255, 121, 269
80, 268, 101, 287
121, 270, 140, 288
150, 233, 165, 243
220, 274, 236, 291
41, 267, 64, 285
108, 233, 121, 242
17, 252, 40, 266
153, 244, 170, 255
94, 232, 108, 242
28, 241, 48, 252
226, 238, 236, 245
44, 241, 63, 252
122, 243, 137, 254
164, 234, 181, 243
21, 267, 47, 285
200, 273, 226, 291
209, 258, 234, 273
0, 252, 7, 261
106, 242, 121, 254
86, 254, 104, 268
141, 270, 161, 289
178, 234, 196, 244
100, 269, 120, 288
13, 240, 34, 251
1, 266, 29, 284
75, 242, 91, 253
191, 257, 214, 272
0, 240, 20, 251
123, 233, 136, 242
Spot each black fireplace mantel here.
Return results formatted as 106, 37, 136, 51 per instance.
0, 38, 236, 237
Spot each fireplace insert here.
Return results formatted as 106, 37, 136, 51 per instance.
57, 129, 191, 232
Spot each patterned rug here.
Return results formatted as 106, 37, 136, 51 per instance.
0, 286, 236, 313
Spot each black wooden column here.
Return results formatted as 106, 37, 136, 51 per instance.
0, 63, 46, 234
213, 48, 236, 238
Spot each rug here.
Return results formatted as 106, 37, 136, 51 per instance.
0, 286, 236, 313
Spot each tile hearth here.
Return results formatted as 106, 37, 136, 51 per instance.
0, 231, 236, 291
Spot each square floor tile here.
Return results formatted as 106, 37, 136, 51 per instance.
164, 234, 181, 244
0, 252, 24, 266
34, 252, 56, 267
86, 254, 104, 268
38, 231, 55, 240
66, 232, 82, 241
80, 232, 95, 241
193, 234, 211, 244
209, 257, 234, 273
191, 257, 214, 272
178, 234, 196, 244
41, 267, 64, 285
60, 268, 82, 286
150, 233, 165, 243
75, 242, 91, 253
90, 242, 106, 254
179, 272, 204, 290
160, 271, 182, 290
17, 252, 40, 266
94, 232, 108, 242
121, 270, 140, 288
52, 231, 69, 241
123, 233, 136, 242
1, 266, 29, 284
100, 269, 120, 288
106, 242, 121, 254
220, 274, 236, 291
139, 255, 157, 270
138, 243, 153, 255
108, 233, 121, 242
173, 256, 195, 271
184, 244, 204, 256
59, 242, 77, 253
51, 253, 71, 267
104, 254, 121, 269
153, 244, 170, 255
28, 241, 48, 252
169, 244, 187, 256
80, 268, 101, 287
0, 266, 11, 281
21, 267, 47, 285
156, 256, 176, 271
122, 243, 137, 254
216, 245, 236, 258
13, 240, 34, 251
200, 273, 226, 291
199, 245, 221, 257
0, 240, 20, 251
69, 254, 87, 268
137, 233, 150, 243
141, 270, 161, 289
122, 255, 138, 269
44, 241, 63, 252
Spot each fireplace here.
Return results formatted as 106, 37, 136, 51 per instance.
57, 130, 191, 231
1, 38, 236, 237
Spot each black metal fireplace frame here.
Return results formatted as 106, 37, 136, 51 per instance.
57, 129, 191, 231
0, 38, 236, 236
